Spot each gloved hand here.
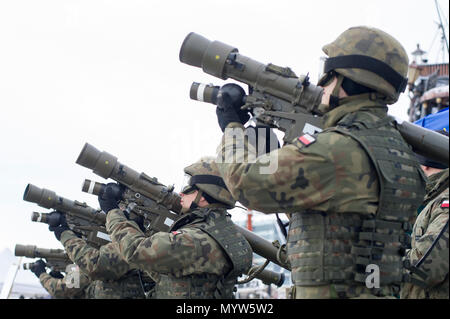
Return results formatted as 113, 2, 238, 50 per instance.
46, 210, 64, 227
124, 211, 146, 233
48, 214, 70, 240
49, 270, 64, 279
98, 182, 124, 214
216, 83, 250, 132
30, 259, 47, 278
48, 214, 70, 241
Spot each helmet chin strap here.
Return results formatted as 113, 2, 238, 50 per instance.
328, 74, 345, 110
186, 190, 204, 212
314, 72, 345, 115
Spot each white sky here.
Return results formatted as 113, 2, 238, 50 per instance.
0, 0, 448, 278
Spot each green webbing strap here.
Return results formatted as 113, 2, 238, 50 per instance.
292, 271, 352, 282
354, 272, 403, 285
359, 232, 409, 244
351, 245, 399, 257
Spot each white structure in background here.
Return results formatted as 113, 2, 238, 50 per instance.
0, 248, 49, 299
0, 257, 22, 299
231, 209, 291, 299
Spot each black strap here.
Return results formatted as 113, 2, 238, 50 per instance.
190, 175, 228, 190
324, 55, 407, 93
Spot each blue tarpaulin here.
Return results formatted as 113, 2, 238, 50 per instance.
414, 107, 449, 131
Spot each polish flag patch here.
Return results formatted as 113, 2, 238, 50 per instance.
298, 134, 316, 146
171, 231, 182, 236
441, 200, 449, 208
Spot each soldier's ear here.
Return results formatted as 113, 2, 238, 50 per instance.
198, 196, 209, 206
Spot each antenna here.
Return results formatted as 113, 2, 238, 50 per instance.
434, 0, 449, 62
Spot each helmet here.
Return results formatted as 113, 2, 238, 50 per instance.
183, 157, 235, 207
322, 26, 409, 104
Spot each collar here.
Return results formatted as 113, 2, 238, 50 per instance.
322, 94, 388, 128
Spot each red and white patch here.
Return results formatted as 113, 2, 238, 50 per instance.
441, 200, 449, 208
171, 231, 182, 236
298, 134, 316, 146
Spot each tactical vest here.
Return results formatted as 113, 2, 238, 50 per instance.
288, 111, 426, 295
154, 207, 253, 299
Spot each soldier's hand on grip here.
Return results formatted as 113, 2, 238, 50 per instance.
46, 210, 64, 227
49, 270, 64, 279
48, 214, 70, 241
98, 182, 124, 214
216, 83, 249, 132
30, 259, 46, 278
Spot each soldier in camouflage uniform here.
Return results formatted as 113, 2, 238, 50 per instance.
29, 259, 92, 299
100, 157, 253, 299
48, 216, 154, 299
213, 26, 427, 298
401, 128, 449, 299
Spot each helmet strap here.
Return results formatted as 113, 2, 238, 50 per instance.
192, 189, 204, 207
329, 74, 345, 110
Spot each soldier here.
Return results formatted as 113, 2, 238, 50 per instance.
99, 157, 253, 299
213, 26, 427, 298
48, 215, 154, 299
28, 259, 92, 299
401, 129, 449, 299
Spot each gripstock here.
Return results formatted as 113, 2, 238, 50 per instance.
23, 184, 111, 248
82, 176, 290, 271
76, 143, 183, 213
15, 244, 71, 272
191, 82, 449, 166
181, 32, 449, 166
81, 179, 180, 235
179, 32, 324, 143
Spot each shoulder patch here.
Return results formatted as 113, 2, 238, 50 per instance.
441, 200, 449, 208
297, 134, 316, 146
171, 231, 182, 236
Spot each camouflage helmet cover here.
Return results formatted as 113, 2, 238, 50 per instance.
322, 26, 409, 104
183, 157, 236, 207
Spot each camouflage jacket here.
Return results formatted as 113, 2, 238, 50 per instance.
216, 99, 424, 298
106, 208, 232, 295
60, 230, 132, 281
216, 100, 385, 215
60, 230, 149, 299
401, 169, 449, 299
39, 265, 91, 299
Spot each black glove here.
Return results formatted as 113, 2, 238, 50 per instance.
48, 214, 70, 241
30, 259, 46, 278
46, 210, 64, 227
98, 182, 124, 214
124, 211, 146, 233
49, 270, 64, 279
216, 83, 249, 132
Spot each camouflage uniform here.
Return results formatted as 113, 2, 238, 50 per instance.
215, 26, 426, 298
39, 265, 92, 299
401, 169, 449, 299
59, 230, 152, 299
106, 158, 252, 299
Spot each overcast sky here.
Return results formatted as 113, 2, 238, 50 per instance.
0, 0, 449, 283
